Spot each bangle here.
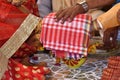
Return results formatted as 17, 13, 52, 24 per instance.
76, 0, 89, 12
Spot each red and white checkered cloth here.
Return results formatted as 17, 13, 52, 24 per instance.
40, 13, 92, 59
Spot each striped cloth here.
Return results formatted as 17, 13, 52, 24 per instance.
40, 13, 92, 59
101, 56, 120, 80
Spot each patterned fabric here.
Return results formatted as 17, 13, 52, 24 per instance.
101, 56, 120, 80
2, 43, 49, 80
13, 43, 36, 58
40, 13, 92, 59
2, 59, 49, 80
0, 1, 48, 79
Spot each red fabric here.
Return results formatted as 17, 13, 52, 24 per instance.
2, 44, 49, 80
0, 1, 49, 80
13, 43, 36, 58
41, 13, 92, 59
23, 0, 39, 16
0, 1, 28, 47
2, 59, 48, 80
0, 0, 39, 47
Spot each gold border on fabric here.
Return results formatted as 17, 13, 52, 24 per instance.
0, 14, 41, 79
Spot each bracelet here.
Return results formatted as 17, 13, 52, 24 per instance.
76, 0, 89, 12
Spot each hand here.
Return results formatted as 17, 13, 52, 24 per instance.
55, 5, 85, 23
103, 27, 118, 49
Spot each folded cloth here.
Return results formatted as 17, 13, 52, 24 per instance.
40, 13, 92, 59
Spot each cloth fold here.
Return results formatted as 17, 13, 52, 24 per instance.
40, 13, 92, 59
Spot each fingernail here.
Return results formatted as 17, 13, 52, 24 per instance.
68, 18, 72, 22
68, 19, 70, 22
61, 21, 64, 24
54, 19, 57, 22
60, 21, 64, 24
58, 20, 63, 24
54, 16, 57, 18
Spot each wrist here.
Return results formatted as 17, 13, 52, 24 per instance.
76, 0, 89, 12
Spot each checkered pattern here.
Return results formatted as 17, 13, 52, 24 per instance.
40, 13, 92, 59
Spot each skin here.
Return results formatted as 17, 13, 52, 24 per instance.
103, 27, 118, 49
55, 0, 115, 23
55, 0, 119, 49
100, 9, 120, 49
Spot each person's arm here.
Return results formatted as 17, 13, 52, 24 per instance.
87, 0, 115, 9
55, 0, 115, 23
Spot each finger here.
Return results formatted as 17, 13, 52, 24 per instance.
55, 9, 63, 18
103, 31, 108, 43
69, 11, 78, 22
111, 29, 118, 48
112, 27, 118, 40
55, 9, 66, 20
105, 28, 117, 48
61, 14, 70, 24
69, 7, 80, 21
69, 4, 85, 21
55, 10, 67, 22
103, 30, 110, 45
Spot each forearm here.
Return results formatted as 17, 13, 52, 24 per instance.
87, 0, 115, 9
